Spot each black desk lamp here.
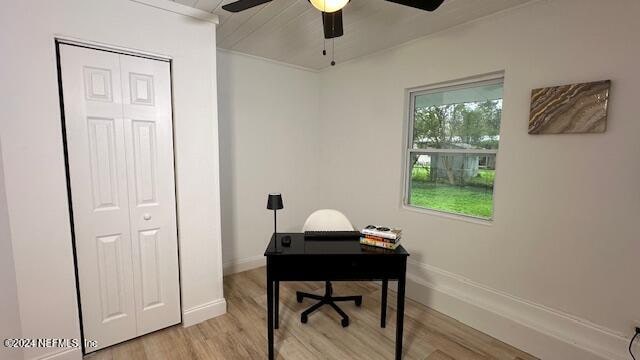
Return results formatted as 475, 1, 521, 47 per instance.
267, 193, 283, 252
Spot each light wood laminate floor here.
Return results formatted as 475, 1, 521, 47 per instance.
85, 267, 537, 360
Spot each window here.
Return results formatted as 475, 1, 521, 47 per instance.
404, 77, 503, 220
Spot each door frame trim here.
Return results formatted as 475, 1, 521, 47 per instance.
56, 35, 171, 62
55, 38, 182, 354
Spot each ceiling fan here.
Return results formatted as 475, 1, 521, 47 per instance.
222, 0, 445, 39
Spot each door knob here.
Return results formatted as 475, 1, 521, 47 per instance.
143, 214, 152, 221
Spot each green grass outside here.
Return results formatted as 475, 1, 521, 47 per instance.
409, 167, 495, 218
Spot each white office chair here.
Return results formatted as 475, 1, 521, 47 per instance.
302, 209, 355, 232
297, 209, 363, 327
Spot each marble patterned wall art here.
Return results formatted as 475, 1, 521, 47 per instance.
529, 80, 610, 134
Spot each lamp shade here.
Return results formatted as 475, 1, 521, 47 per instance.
266, 193, 284, 210
309, 0, 349, 13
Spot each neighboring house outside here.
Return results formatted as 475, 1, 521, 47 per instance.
414, 142, 496, 184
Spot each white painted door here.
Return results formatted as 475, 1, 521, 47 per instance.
60, 44, 180, 353
119, 54, 181, 336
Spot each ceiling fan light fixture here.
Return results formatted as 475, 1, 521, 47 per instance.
309, 0, 349, 13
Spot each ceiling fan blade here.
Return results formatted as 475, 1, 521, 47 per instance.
385, 0, 445, 12
322, 10, 344, 39
222, 0, 272, 12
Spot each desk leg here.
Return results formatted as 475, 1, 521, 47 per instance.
267, 268, 274, 360
395, 269, 406, 359
275, 281, 280, 330
381, 279, 388, 328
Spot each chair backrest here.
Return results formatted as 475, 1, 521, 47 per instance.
302, 209, 354, 232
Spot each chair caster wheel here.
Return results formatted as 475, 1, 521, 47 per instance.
341, 318, 349, 327
296, 294, 303, 303
301, 315, 308, 324
355, 298, 362, 307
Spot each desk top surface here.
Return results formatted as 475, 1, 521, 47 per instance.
264, 233, 409, 257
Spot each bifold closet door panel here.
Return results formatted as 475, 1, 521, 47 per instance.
60, 45, 137, 351
61, 45, 181, 353
119, 54, 181, 335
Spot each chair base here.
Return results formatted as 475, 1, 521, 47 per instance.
296, 281, 362, 327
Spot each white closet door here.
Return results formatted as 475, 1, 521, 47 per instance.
60, 45, 180, 353
61, 45, 137, 351
120, 54, 181, 335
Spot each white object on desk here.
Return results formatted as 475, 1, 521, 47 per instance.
302, 209, 354, 231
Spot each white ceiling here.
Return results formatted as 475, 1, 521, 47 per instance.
173, 0, 533, 70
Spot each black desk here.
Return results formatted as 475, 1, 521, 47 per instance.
264, 233, 410, 360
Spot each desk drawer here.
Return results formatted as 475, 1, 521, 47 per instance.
269, 255, 405, 281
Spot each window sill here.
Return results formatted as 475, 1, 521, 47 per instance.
401, 204, 493, 226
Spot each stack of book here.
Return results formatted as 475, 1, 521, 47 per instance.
360, 225, 402, 250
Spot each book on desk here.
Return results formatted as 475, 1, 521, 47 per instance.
360, 225, 403, 250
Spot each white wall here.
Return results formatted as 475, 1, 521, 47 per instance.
217, 50, 321, 273
317, 0, 640, 359
0, 140, 22, 360
0, 1, 224, 358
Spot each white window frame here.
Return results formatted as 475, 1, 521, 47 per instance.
402, 73, 504, 223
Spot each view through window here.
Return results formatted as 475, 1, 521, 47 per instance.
406, 78, 503, 219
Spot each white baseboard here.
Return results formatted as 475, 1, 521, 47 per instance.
223, 255, 265, 275
402, 260, 630, 360
34, 348, 81, 360
182, 298, 227, 327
